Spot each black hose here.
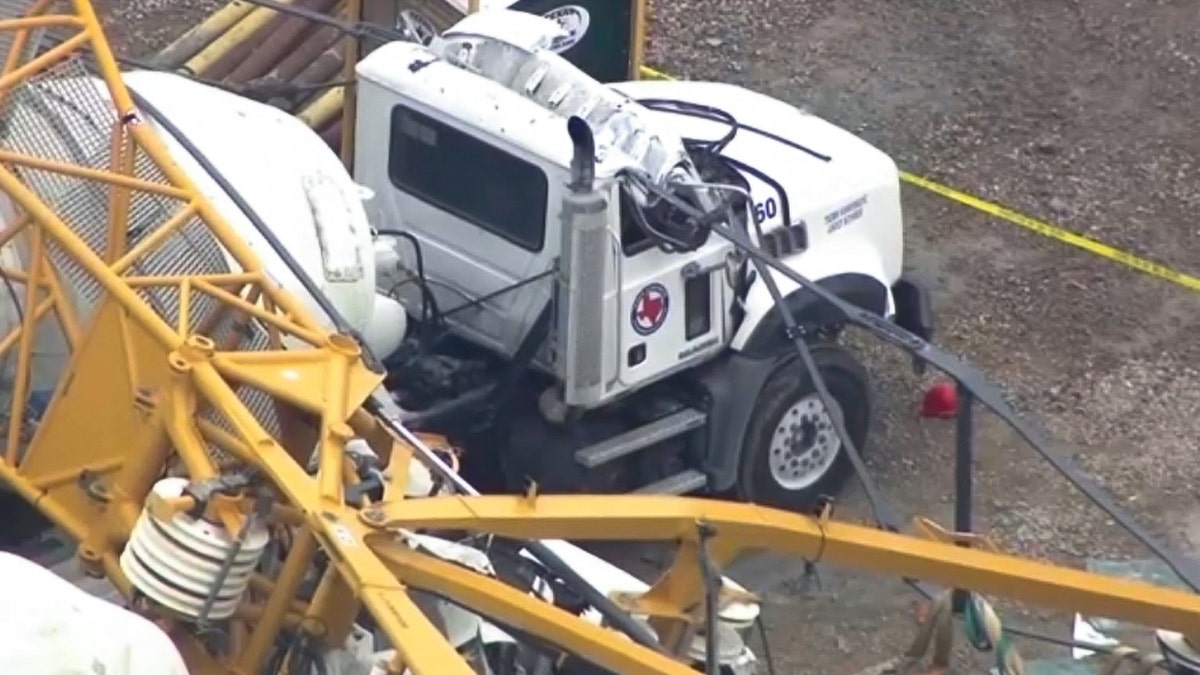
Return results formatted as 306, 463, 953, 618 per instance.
525, 540, 665, 653
754, 616, 778, 675
373, 227, 443, 336
634, 96, 830, 162
634, 98, 739, 155
374, 229, 426, 282
125, 86, 384, 373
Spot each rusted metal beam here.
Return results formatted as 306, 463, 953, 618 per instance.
267, 21, 341, 83
227, 0, 339, 82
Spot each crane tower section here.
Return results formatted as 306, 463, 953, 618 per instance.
0, 0, 383, 633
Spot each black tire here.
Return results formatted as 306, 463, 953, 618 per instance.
736, 343, 871, 513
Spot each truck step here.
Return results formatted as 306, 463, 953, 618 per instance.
574, 408, 707, 469
633, 469, 709, 495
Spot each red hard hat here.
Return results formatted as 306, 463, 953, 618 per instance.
920, 380, 958, 419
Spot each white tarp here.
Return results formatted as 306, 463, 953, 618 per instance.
0, 552, 190, 675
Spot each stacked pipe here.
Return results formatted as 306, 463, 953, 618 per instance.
152, 0, 471, 155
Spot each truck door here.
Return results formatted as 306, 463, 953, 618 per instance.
615, 188, 730, 391
383, 104, 558, 357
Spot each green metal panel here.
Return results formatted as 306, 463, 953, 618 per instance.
510, 0, 638, 83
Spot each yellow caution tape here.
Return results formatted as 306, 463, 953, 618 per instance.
639, 65, 672, 81
636, 64, 1200, 294
899, 171, 1200, 293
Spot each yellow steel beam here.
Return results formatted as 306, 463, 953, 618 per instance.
374, 537, 701, 675
356, 494, 1200, 647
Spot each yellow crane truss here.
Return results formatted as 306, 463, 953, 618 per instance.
0, 2, 1196, 674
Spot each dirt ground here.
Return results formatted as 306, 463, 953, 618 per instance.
643, 1, 1200, 673
91, 0, 1200, 673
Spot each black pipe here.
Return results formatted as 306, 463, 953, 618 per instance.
698, 522, 720, 675
567, 115, 595, 193
952, 384, 975, 613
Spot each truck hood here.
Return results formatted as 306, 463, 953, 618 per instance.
609, 79, 900, 235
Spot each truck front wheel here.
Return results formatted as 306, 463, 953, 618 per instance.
737, 344, 871, 513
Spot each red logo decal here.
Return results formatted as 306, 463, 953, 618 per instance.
631, 283, 669, 336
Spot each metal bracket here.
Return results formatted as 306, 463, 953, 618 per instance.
78, 469, 112, 504
912, 517, 1000, 554
183, 473, 253, 518
343, 446, 386, 505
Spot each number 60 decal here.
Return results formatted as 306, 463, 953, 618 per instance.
754, 197, 778, 224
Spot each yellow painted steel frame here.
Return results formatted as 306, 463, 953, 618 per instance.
0, 3, 1199, 675
630, 0, 648, 79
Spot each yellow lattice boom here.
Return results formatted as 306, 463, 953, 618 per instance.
0, 3, 726, 673
0, 1, 463, 673
2, 3, 1200, 675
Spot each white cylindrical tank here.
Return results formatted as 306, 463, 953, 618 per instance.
0, 69, 380, 355
121, 70, 379, 337
0, 192, 69, 406
0, 68, 393, 449
363, 292, 408, 361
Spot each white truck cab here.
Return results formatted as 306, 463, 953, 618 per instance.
354, 35, 735, 400
352, 9, 933, 511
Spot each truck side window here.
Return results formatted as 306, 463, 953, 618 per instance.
388, 105, 549, 252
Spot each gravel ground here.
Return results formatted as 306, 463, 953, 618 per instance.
643, 1, 1200, 672
92, 0, 1200, 673
92, 0, 224, 58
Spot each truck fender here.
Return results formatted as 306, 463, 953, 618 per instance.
691, 352, 784, 492
736, 272, 890, 358
731, 239, 894, 358
697, 272, 885, 491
